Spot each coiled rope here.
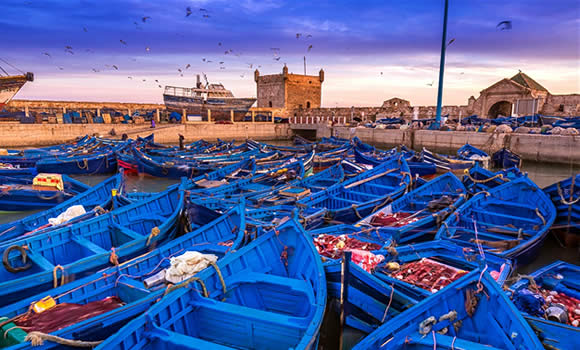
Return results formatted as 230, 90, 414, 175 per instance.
25, 331, 102, 347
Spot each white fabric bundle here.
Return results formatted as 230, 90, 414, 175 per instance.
165, 251, 218, 284
48, 205, 86, 226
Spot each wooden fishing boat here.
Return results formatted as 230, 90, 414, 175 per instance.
0, 174, 123, 243
543, 174, 579, 245
357, 173, 467, 244
419, 148, 475, 174
35, 147, 117, 175
353, 269, 544, 349
247, 163, 345, 206
462, 163, 523, 195
95, 216, 326, 350
297, 157, 411, 224
435, 176, 556, 265
246, 205, 327, 232
354, 147, 437, 178
372, 240, 512, 301
0, 164, 36, 176
492, 147, 522, 169
0, 184, 184, 306
0, 202, 246, 349
324, 260, 418, 334
0, 174, 90, 211
456, 143, 490, 168
508, 261, 579, 350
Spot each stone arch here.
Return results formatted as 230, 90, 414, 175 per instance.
488, 100, 512, 118
306, 101, 311, 109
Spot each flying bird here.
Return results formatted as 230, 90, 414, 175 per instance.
92, 68, 99, 72
128, 76, 133, 79
142, 79, 146, 82
426, 81, 434, 86
42, 52, 51, 58
112, 65, 118, 70
145, 47, 150, 52
202, 58, 206, 62
380, 72, 383, 76
296, 33, 301, 39
273, 57, 281, 61
306, 34, 312, 38
247, 63, 253, 68
202, 14, 210, 18
199, 8, 208, 12
178, 68, 182, 72
185, 64, 191, 69
307, 45, 313, 52
220, 67, 225, 70
240, 74, 245, 78
219, 61, 224, 64
155, 79, 159, 83
142, 16, 151, 22
496, 20, 512, 30
120, 39, 128, 45
158, 85, 162, 88
65, 45, 73, 50
218, 42, 222, 46
57, 66, 64, 70
447, 38, 455, 47
186, 7, 192, 17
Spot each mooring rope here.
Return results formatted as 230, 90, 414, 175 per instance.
25, 331, 102, 347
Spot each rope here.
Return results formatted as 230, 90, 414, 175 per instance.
164, 277, 208, 297
53, 265, 65, 288
418, 316, 436, 335
75, 158, 89, 170
109, 247, 119, 266
472, 191, 491, 197
146, 226, 160, 246
25, 331, 102, 347
381, 284, 395, 323
557, 182, 580, 205
351, 204, 363, 220
432, 331, 436, 350
535, 208, 546, 226
210, 261, 227, 301
464, 172, 506, 184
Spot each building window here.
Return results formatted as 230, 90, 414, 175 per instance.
269, 101, 272, 108
558, 104, 564, 112
394, 102, 398, 106
309, 81, 312, 84
306, 101, 311, 109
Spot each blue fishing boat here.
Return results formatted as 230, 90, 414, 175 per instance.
0, 202, 246, 349
0, 174, 90, 211
372, 240, 512, 300
492, 147, 522, 169
456, 143, 490, 168
0, 165, 36, 176
353, 269, 544, 349
0, 174, 123, 243
354, 147, 437, 178
247, 163, 345, 206
462, 163, 523, 195
0, 184, 184, 306
436, 176, 556, 265
95, 216, 326, 350
324, 260, 418, 334
508, 261, 579, 350
297, 157, 411, 224
543, 174, 579, 238
357, 173, 467, 244
35, 147, 117, 175
419, 148, 475, 174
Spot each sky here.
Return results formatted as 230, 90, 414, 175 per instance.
1, 0, 579, 107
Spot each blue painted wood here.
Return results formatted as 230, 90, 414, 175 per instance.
436, 176, 557, 265
508, 261, 580, 350
353, 269, 544, 349
95, 216, 326, 350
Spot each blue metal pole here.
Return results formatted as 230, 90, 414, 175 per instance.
435, 0, 449, 129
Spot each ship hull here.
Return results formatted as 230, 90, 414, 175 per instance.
0, 74, 33, 108
163, 94, 256, 116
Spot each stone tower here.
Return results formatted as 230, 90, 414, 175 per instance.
254, 65, 324, 109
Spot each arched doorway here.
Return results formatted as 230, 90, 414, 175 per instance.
488, 101, 512, 118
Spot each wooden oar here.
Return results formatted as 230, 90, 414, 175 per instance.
344, 168, 400, 189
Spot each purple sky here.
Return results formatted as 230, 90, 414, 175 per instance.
1, 0, 578, 106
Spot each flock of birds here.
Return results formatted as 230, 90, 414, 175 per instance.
35, 3, 514, 92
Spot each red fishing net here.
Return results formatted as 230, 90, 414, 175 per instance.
382, 258, 468, 293
15, 296, 123, 334
313, 234, 382, 260
540, 289, 580, 327
369, 212, 422, 227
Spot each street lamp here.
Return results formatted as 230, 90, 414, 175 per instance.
434, 0, 449, 129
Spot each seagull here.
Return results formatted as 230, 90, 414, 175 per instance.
247, 63, 253, 68
65, 45, 73, 50
202, 14, 210, 18
145, 47, 150, 52
496, 20, 512, 30
218, 42, 222, 46
128, 76, 133, 79
142, 79, 146, 82
219, 61, 224, 64
380, 72, 383, 76
58, 66, 64, 70
158, 85, 162, 88
186, 7, 192, 17
427, 81, 434, 86
202, 58, 206, 62
155, 79, 159, 83
120, 39, 128, 46
460, 72, 465, 75
296, 33, 301, 39
142, 16, 151, 23
92, 68, 99, 72
112, 65, 118, 70
447, 38, 455, 47
307, 45, 313, 52
306, 34, 312, 38
220, 67, 225, 70
185, 64, 191, 69
199, 8, 208, 12
240, 74, 245, 78
273, 57, 281, 61
42, 52, 51, 58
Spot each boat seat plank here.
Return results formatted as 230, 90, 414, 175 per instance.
72, 237, 108, 254
469, 209, 540, 225
26, 250, 56, 271
224, 271, 315, 304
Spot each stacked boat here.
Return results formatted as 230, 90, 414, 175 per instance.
0, 134, 576, 349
